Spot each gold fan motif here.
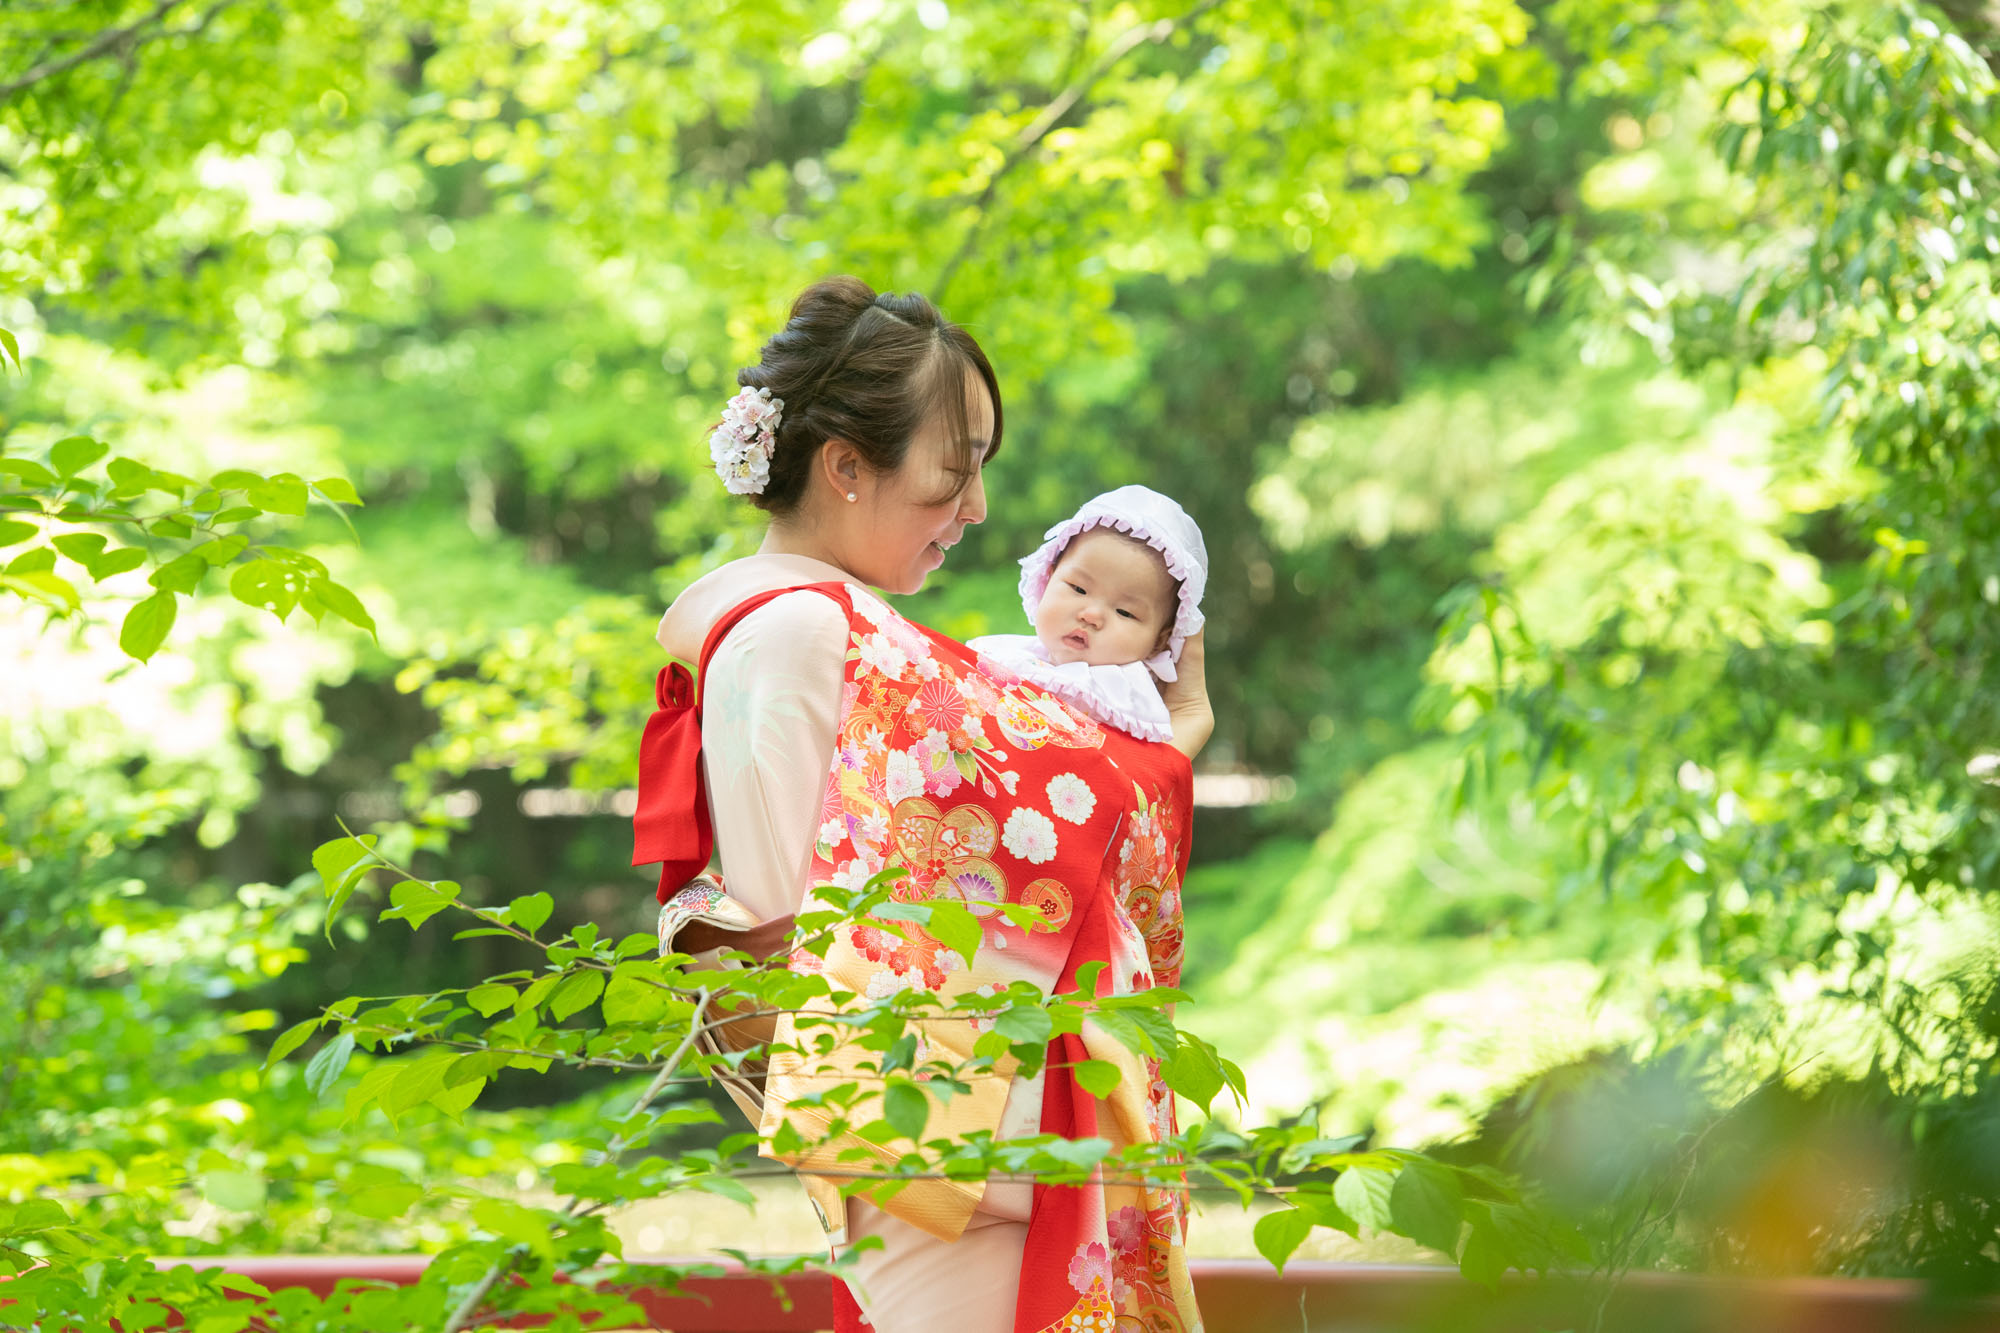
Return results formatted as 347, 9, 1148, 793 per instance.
890, 797, 1009, 917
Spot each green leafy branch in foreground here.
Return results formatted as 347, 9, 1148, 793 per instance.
0, 833, 1582, 1330
0, 369, 374, 662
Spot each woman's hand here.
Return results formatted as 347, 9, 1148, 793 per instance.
1162, 629, 1214, 760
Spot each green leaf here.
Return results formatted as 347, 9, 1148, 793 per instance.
194, 1312, 253, 1333
1159, 1035, 1226, 1115
0, 459, 56, 488
150, 552, 207, 594
350, 1182, 424, 1220
229, 558, 299, 620
692, 1174, 757, 1206
7, 1199, 71, 1232
313, 836, 376, 893
304, 1032, 356, 1099
0, 519, 38, 546
920, 898, 981, 964
1072, 1059, 1121, 1098
883, 1081, 929, 1141
602, 972, 670, 1025
105, 456, 152, 495
515, 973, 560, 1014
508, 891, 554, 934
1292, 1190, 1360, 1237
1389, 1159, 1465, 1255
1458, 1220, 1505, 1291
90, 547, 145, 578
200, 1169, 267, 1212
471, 1198, 555, 1259
118, 592, 178, 662
192, 534, 250, 565
150, 514, 194, 539
310, 576, 377, 637
466, 984, 516, 1017
7, 546, 55, 574
993, 1004, 1053, 1046
51, 436, 108, 477
209, 469, 266, 490
247, 473, 308, 516
548, 969, 606, 1021
51, 532, 105, 565
2, 571, 80, 612
1253, 1206, 1315, 1276
1334, 1160, 1397, 1230
313, 476, 363, 505
430, 1075, 485, 1120
0, 327, 18, 371
314, 835, 378, 936
264, 1016, 325, 1068
379, 878, 461, 930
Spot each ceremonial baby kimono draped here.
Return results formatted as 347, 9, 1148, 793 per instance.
637, 578, 1201, 1333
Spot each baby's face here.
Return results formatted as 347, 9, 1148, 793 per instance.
1034, 528, 1175, 669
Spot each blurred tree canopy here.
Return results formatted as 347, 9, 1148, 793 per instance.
8, 0, 2000, 1301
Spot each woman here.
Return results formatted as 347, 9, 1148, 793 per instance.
636, 277, 1212, 1333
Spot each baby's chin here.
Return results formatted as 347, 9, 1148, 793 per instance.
1041, 639, 1134, 670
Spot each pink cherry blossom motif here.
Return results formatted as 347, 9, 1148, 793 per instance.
1107, 1205, 1147, 1253
858, 631, 909, 679
884, 748, 925, 803
925, 755, 965, 799
1067, 1241, 1112, 1293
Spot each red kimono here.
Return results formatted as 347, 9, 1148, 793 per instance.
646, 577, 1200, 1332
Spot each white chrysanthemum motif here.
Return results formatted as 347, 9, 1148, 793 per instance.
709, 387, 783, 495
1046, 773, 1096, 824
1002, 807, 1059, 865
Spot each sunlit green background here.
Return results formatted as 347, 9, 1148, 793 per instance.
7, 0, 2000, 1291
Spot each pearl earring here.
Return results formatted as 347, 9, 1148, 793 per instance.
846, 492, 858, 503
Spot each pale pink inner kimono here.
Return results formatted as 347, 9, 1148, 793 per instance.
656, 553, 1037, 1333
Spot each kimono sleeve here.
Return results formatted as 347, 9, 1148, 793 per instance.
700, 591, 849, 926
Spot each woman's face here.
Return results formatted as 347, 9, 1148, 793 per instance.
856, 370, 993, 595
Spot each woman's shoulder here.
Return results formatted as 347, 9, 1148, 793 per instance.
655, 554, 859, 663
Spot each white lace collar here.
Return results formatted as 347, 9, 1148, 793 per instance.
966, 633, 1173, 743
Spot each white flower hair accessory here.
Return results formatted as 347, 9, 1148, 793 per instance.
709, 386, 784, 495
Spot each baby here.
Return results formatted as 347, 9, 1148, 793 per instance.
969, 485, 1207, 751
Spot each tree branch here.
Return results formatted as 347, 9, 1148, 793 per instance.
0, 0, 230, 103
437, 990, 711, 1333
933, 0, 1225, 300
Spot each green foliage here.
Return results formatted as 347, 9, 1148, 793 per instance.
0, 423, 373, 661
14, 0, 2000, 1317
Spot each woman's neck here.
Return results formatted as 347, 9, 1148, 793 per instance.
756, 521, 855, 580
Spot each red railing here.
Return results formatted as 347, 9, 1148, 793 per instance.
158, 1256, 2000, 1333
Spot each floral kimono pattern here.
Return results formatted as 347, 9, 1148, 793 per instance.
749, 582, 1199, 1333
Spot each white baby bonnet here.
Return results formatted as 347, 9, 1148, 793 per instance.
1015, 484, 1208, 683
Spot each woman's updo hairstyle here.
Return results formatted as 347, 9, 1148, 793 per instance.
734, 276, 1003, 515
